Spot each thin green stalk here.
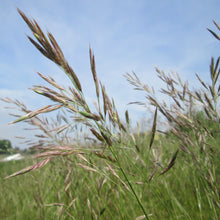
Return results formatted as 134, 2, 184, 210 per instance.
108, 145, 150, 220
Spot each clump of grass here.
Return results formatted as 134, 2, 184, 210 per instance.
1, 8, 154, 219
125, 20, 220, 217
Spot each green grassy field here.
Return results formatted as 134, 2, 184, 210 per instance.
1, 133, 219, 220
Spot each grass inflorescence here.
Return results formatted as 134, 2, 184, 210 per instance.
0, 8, 220, 219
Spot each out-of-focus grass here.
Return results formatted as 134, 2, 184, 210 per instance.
1, 134, 219, 219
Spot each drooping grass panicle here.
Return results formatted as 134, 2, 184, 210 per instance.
17, 8, 82, 92
12, 9, 128, 147
4, 12, 149, 217
125, 21, 220, 183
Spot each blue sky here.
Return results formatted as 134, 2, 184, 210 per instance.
1, 0, 220, 148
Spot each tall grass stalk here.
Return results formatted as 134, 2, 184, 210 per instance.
2, 8, 151, 219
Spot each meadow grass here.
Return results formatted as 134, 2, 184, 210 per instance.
1, 9, 220, 219
1, 133, 219, 219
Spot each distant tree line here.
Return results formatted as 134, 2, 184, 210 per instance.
0, 139, 12, 154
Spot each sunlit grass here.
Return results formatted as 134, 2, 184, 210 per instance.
1, 135, 219, 219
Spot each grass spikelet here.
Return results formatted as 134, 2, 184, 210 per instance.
210, 57, 220, 86
36, 72, 64, 90
100, 83, 107, 116
70, 88, 85, 105
125, 110, 130, 128
204, 107, 212, 119
64, 169, 71, 185
18, 9, 82, 92
65, 181, 72, 192
79, 111, 100, 121
17, 8, 36, 33
125, 72, 150, 92
28, 36, 49, 57
77, 163, 98, 172
47, 32, 65, 62
32, 89, 68, 104
89, 46, 99, 98
100, 131, 113, 146
62, 62, 82, 92
160, 150, 179, 175
4, 157, 51, 179
106, 162, 130, 192
94, 152, 116, 163
196, 73, 208, 89
35, 150, 76, 158
149, 107, 158, 149
195, 91, 204, 103
100, 82, 113, 118
77, 154, 89, 163
90, 128, 105, 142
8, 105, 63, 124
207, 28, 220, 40
68, 198, 77, 208
148, 165, 158, 182
204, 93, 214, 111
